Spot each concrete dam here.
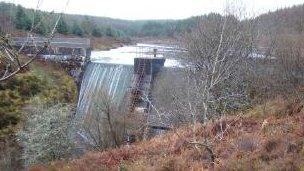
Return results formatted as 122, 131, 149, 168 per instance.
70, 43, 185, 151
13, 36, 180, 149
76, 48, 171, 137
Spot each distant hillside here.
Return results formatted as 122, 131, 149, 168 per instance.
254, 4, 304, 36
0, 2, 197, 38
0, 2, 303, 39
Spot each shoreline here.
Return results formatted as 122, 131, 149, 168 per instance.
91, 36, 178, 51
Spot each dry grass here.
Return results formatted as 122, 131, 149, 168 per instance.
31, 97, 304, 171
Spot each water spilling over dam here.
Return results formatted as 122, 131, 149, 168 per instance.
76, 63, 133, 119
72, 43, 182, 150
77, 44, 181, 117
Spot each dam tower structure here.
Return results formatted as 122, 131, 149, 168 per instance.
128, 47, 165, 114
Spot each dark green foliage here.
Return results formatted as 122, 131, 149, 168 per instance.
15, 5, 31, 30
33, 13, 48, 35
92, 27, 103, 37
175, 16, 199, 33
0, 74, 44, 129
35, 23, 47, 35
15, 75, 43, 97
71, 22, 84, 36
105, 26, 115, 37
0, 62, 78, 132
141, 21, 166, 37
39, 73, 77, 104
81, 17, 94, 35
0, 75, 43, 97
57, 18, 69, 35
0, 2, 13, 14
0, 90, 21, 129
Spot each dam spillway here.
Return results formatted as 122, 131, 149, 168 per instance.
73, 44, 181, 149
76, 63, 133, 118
77, 44, 176, 117
76, 57, 166, 118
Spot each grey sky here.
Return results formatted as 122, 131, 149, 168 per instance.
2, 0, 304, 20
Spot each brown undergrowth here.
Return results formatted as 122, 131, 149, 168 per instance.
32, 97, 304, 171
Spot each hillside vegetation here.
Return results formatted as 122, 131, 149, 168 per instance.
31, 96, 304, 171
0, 2, 197, 38
254, 4, 304, 36
28, 3, 304, 170
1, 2, 304, 170
0, 59, 78, 170
1, 2, 303, 43
0, 59, 77, 136
0, 2, 304, 40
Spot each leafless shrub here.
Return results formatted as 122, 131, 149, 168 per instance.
150, 4, 254, 167
81, 89, 125, 150
151, 13, 253, 128
248, 34, 304, 104
80, 87, 150, 150
275, 35, 304, 92
152, 68, 194, 126
182, 13, 253, 123
17, 104, 74, 167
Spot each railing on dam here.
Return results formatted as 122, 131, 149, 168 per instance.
11, 37, 91, 59
11, 37, 91, 49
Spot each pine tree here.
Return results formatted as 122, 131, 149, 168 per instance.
81, 17, 94, 35
92, 27, 102, 37
106, 27, 115, 37
34, 13, 47, 35
15, 5, 31, 30
72, 23, 83, 36
57, 18, 69, 35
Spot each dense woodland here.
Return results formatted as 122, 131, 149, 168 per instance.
0, 2, 197, 38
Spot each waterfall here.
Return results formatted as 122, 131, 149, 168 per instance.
76, 62, 133, 118
70, 62, 133, 152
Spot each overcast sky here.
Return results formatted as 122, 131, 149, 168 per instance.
2, 0, 304, 20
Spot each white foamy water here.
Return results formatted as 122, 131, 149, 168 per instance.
90, 43, 181, 67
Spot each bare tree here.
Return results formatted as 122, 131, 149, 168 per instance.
248, 33, 304, 103
81, 89, 124, 150
148, 4, 254, 167
0, 0, 70, 82
152, 13, 253, 126
181, 12, 253, 123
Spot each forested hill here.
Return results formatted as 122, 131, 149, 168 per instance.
0, 2, 303, 38
0, 2, 197, 38
253, 4, 304, 36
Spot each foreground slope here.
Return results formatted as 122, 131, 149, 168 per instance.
32, 97, 304, 171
